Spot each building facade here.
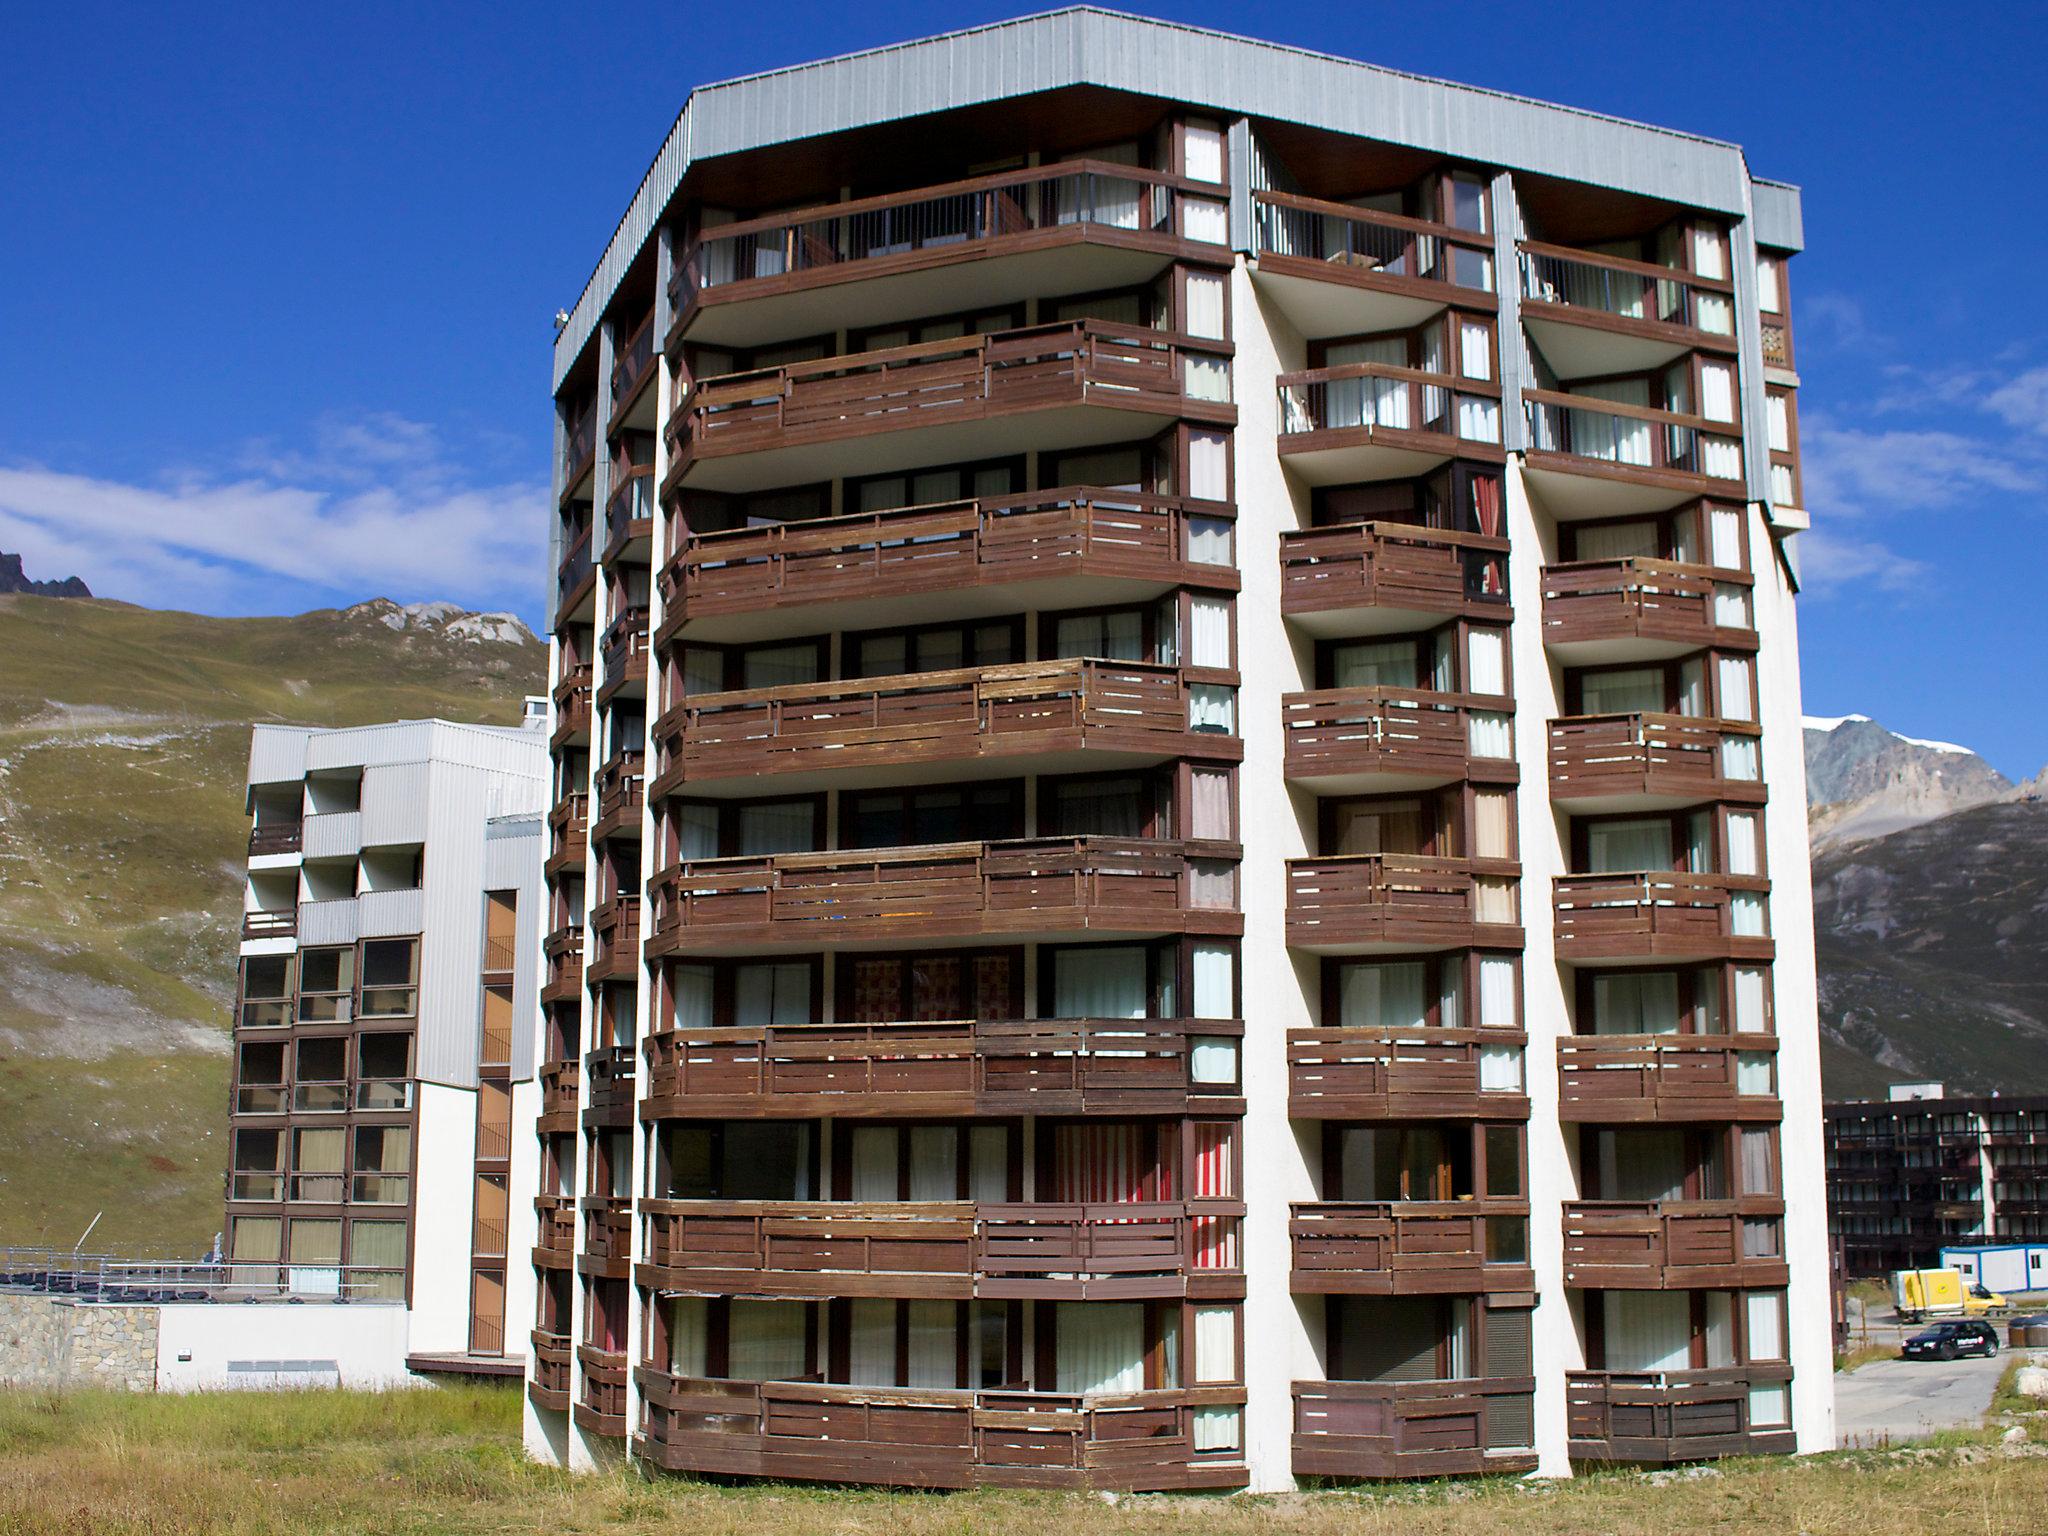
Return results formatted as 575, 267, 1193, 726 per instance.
1828, 1090, 2048, 1276
226, 716, 549, 1371
528, 10, 1830, 1487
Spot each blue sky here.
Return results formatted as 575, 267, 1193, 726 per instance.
2, 2, 2044, 774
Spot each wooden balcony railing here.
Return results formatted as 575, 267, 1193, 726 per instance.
639, 1199, 1242, 1298
609, 311, 656, 412
528, 1328, 573, 1409
1253, 189, 1496, 295
649, 837, 1239, 952
1286, 1027, 1528, 1120
593, 753, 644, 834
603, 468, 655, 554
533, 1194, 577, 1262
557, 525, 595, 609
247, 822, 303, 856
1519, 242, 1736, 342
1525, 390, 1743, 485
1282, 688, 1511, 786
540, 933, 584, 1004
1562, 1200, 1788, 1288
644, 1017, 1242, 1118
585, 1044, 634, 1118
1289, 1202, 1532, 1294
1279, 522, 1507, 623
576, 1345, 628, 1434
1277, 363, 1501, 448
1566, 1366, 1795, 1463
655, 659, 1233, 791
550, 688, 592, 751
668, 320, 1230, 480
538, 1058, 581, 1123
581, 1195, 633, 1265
1558, 1035, 1780, 1123
562, 400, 598, 489
1548, 714, 1764, 808
1542, 558, 1753, 652
673, 160, 1201, 318
1285, 855, 1520, 950
1292, 1377, 1538, 1480
635, 1372, 1248, 1490
241, 909, 297, 941
588, 899, 640, 976
599, 608, 650, 682
1552, 872, 1772, 962
662, 487, 1235, 630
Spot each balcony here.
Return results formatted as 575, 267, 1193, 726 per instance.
592, 753, 644, 842
1286, 1027, 1528, 1120
640, 1199, 1240, 1300
1281, 688, 1513, 795
1519, 243, 1738, 377
672, 161, 1206, 349
1561, 1200, 1788, 1289
1279, 522, 1508, 638
1276, 365, 1503, 485
557, 526, 596, 622
643, 1017, 1243, 1119
636, 1373, 1247, 1491
580, 1195, 633, 1278
587, 899, 640, 981
241, 909, 297, 942
660, 488, 1235, 644
648, 837, 1239, 954
528, 1328, 572, 1411
1541, 560, 1755, 664
1549, 715, 1765, 814
584, 1044, 635, 1126
1524, 392, 1743, 516
1285, 856, 1520, 954
1558, 1035, 1781, 1123
532, 1196, 576, 1268
598, 609, 650, 702
1291, 1378, 1538, 1480
1552, 872, 1772, 964
537, 1058, 580, 1133
540, 930, 584, 1005
248, 822, 303, 856
1289, 1202, 1532, 1294
1566, 1367, 1795, 1463
545, 794, 588, 875
602, 468, 656, 566
561, 401, 598, 502
608, 312, 657, 431
653, 659, 1237, 798
667, 321, 1233, 495
575, 1345, 628, 1437
549, 679, 592, 752
1250, 190, 1496, 338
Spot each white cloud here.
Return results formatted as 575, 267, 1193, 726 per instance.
0, 413, 547, 619
1985, 367, 2048, 435
1796, 527, 1928, 595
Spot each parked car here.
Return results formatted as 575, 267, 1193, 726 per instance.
1901, 1320, 2000, 1361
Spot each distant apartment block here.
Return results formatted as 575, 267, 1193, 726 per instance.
1827, 1086, 2048, 1275
530, 9, 1827, 1487
226, 716, 548, 1372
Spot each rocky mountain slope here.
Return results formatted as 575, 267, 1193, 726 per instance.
0, 551, 91, 598
0, 594, 544, 1253
1803, 714, 2013, 850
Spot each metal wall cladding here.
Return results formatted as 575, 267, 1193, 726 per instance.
484, 816, 547, 1082
297, 897, 360, 948
361, 762, 431, 847
357, 887, 427, 939
247, 725, 313, 791
301, 811, 363, 861
1750, 179, 1805, 253
553, 9, 1797, 389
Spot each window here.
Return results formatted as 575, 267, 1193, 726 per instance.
349, 1220, 407, 1301
1183, 121, 1224, 184
359, 939, 417, 1018
297, 948, 354, 1023
846, 783, 1020, 849
851, 619, 1017, 678
668, 1122, 813, 1201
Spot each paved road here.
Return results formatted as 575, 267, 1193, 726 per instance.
1834, 1347, 2009, 1446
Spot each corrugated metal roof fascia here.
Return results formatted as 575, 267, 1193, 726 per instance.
552, 8, 1792, 391
1750, 178, 1806, 253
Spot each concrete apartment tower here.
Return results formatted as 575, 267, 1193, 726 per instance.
528, 10, 1827, 1488
226, 716, 549, 1374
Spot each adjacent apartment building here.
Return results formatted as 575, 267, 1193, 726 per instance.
226, 716, 549, 1372
528, 9, 1829, 1488
1828, 1087, 2048, 1276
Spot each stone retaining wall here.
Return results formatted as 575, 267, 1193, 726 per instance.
0, 1293, 159, 1390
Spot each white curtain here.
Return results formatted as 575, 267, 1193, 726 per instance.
1339, 962, 1427, 1030
1459, 320, 1492, 381
1182, 197, 1228, 244
1326, 337, 1407, 430
1189, 597, 1232, 668
969, 1126, 1008, 1203
1184, 124, 1225, 184
1184, 272, 1226, 339
1766, 393, 1791, 453
1720, 735, 1761, 782
1696, 292, 1734, 335
1332, 639, 1415, 690
1716, 657, 1755, 722
1479, 1046, 1523, 1092
1710, 506, 1745, 569
1714, 582, 1751, 629
728, 1300, 808, 1382
1193, 1406, 1241, 1453
1189, 684, 1236, 734
1183, 355, 1231, 403
1193, 943, 1235, 1019
1755, 256, 1783, 313
1188, 769, 1232, 840
1193, 1305, 1236, 1383
1466, 629, 1506, 695
1457, 396, 1501, 443
1189, 859, 1236, 911
1055, 1303, 1145, 1394
908, 1127, 958, 1201
1692, 227, 1727, 279
1699, 363, 1739, 422
1474, 878, 1517, 925
738, 801, 813, 855
1703, 1292, 1735, 1368
1575, 378, 1652, 465
1737, 1052, 1775, 1095
1467, 711, 1513, 759
1580, 668, 1664, 716
1056, 611, 1144, 661
1054, 947, 1148, 1019
735, 962, 810, 1025
1473, 791, 1513, 860
847, 1297, 896, 1386
1577, 521, 1659, 562
906, 1300, 956, 1388
672, 965, 715, 1030
1593, 972, 1680, 1034
1732, 967, 1768, 1033
1604, 1293, 1691, 1373
1725, 812, 1761, 877
1746, 1291, 1786, 1361
1188, 516, 1233, 566
669, 1296, 709, 1377
1770, 464, 1796, 506
850, 1126, 898, 1201
1188, 431, 1229, 501
1741, 1129, 1777, 1195
1190, 1038, 1238, 1085
1477, 957, 1517, 1030
1588, 819, 1670, 873
1732, 892, 1767, 937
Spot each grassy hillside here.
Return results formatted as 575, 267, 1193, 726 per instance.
0, 595, 544, 1253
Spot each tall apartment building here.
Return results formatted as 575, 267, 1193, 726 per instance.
1828, 1090, 2048, 1275
529, 10, 1829, 1487
227, 717, 549, 1371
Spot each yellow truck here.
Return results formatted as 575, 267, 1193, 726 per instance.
1891, 1267, 2008, 1323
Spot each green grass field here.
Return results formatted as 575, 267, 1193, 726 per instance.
0, 1385, 2043, 1536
